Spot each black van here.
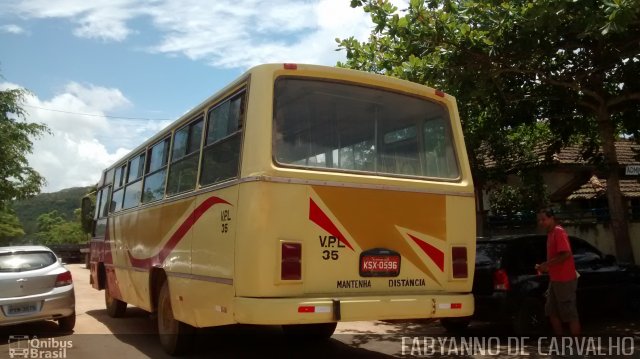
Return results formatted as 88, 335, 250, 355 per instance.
441, 234, 640, 334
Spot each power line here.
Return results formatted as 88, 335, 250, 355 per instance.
23, 104, 173, 121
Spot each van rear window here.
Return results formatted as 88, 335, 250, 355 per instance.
476, 243, 507, 266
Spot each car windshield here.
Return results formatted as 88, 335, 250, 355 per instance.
0, 251, 57, 272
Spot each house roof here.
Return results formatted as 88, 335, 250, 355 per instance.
567, 178, 640, 200
482, 140, 640, 168
551, 140, 640, 165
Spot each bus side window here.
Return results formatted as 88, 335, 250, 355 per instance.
95, 186, 110, 237
123, 152, 145, 209
110, 164, 126, 212
142, 138, 170, 203
166, 118, 204, 195
200, 91, 245, 186
94, 189, 103, 221
96, 186, 111, 218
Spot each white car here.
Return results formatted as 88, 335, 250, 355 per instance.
0, 246, 76, 331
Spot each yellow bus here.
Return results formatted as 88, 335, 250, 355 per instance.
83, 63, 476, 355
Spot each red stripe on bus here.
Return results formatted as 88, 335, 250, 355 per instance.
309, 198, 354, 251
127, 196, 231, 268
407, 234, 444, 272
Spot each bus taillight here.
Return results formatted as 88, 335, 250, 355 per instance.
283, 63, 298, 70
451, 246, 468, 278
281, 242, 302, 280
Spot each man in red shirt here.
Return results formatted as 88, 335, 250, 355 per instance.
535, 208, 581, 336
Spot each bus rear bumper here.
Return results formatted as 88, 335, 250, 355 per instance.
234, 293, 473, 325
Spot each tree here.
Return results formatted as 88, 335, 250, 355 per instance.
338, 0, 640, 263
36, 210, 65, 234
34, 210, 86, 245
0, 84, 49, 210
45, 221, 86, 245
0, 208, 25, 246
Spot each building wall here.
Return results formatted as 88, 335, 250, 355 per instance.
542, 171, 579, 196
565, 223, 640, 264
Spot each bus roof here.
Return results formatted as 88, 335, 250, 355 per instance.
97, 63, 448, 182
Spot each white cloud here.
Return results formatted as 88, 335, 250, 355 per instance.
71, 8, 134, 41
64, 82, 132, 111
0, 24, 26, 34
0, 0, 403, 192
3, 0, 148, 41
1, 82, 168, 192
147, 0, 374, 68
1, 0, 375, 67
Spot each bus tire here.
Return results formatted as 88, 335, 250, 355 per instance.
282, 322, 337, 341
157, 281, 194, 355
105, 280, 127, 318
58, 311, 76, 332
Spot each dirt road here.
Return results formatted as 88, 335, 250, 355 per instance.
0, 264, 443, 358
2, 264, 639, 358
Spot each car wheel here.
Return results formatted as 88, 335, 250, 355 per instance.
58, 312, 76, 332
157, 281, 194, 355
513, 298, 547, 335
627, 294, 640, 317
105, 280, 127, 318
440, 317, 471, 334
282, 322, 337, 340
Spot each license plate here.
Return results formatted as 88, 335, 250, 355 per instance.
360, 253, 400, 277
6, 303, 38, 316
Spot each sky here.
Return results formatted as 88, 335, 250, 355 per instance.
0, 0, 406, 193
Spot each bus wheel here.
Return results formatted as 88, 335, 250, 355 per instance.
105, 281, 127, 318
282, 322, 337, 340
157, 281, 194, 355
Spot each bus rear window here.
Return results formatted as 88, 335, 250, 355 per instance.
273, 78, 459, 179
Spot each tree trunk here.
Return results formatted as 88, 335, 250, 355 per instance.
597, 107, 635, 264
475, 183, 485, 237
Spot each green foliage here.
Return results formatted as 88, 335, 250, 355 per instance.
337, 0, 640, 176
36, 210, 65, 233
0, 86, 50, 210
34, 210, 86, 245
490, 172, 549, 222
0, 208, 25, 246
12, 186, 93, 239
489, 185, 521, 219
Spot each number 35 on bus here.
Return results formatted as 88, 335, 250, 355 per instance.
82, 63, 476, 355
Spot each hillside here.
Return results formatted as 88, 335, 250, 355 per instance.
12, 186, 94, 239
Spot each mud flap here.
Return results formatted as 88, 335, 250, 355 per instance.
332, 299, 341, 321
